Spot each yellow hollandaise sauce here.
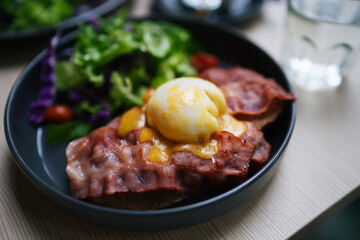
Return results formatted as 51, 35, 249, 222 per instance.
117, 77, 248, 163
139, 127, 220, 162
117, 107, 145, 138
117, 107, 247, 163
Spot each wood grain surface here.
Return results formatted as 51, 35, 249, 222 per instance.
1, 1, 360, 239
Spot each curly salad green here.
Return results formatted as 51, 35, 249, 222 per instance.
71, 11, 199, 109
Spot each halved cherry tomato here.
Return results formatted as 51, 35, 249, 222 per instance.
190, 53, 219, 72
44, 105, 73, 124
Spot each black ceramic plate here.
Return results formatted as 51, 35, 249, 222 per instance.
4, 16, 296, 231
0, 0, 128, 40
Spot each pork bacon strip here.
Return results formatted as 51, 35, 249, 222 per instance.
198, 67, 296, 128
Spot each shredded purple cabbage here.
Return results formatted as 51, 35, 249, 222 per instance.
68, 73, 110, 104
87, 14, 100, 30
27, 18, 110, 129
91, 100, 111, 126
68, 84, 111, 126
68, 88, 101, 105
28, 33, 60, 125
70, 98, 111, 126
56, 48, 73, 60
124, 22, 133, 32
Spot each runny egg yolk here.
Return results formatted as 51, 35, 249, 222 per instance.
117, 77, 248, 163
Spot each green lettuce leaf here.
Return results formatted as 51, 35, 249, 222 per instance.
55, 60, 86, 91
46, 121, 92, 145
151, 51, 197, 88
72, 11, 199, 86
76, 101, 102, 115
69, 10, 200, 112
108, 71, 146, 111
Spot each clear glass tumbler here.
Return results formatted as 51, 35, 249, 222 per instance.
282, 0, 360, 91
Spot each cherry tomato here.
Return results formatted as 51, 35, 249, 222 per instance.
44, 105, 73, 124
190, 53, 219, 72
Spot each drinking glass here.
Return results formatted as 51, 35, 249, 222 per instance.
282, 0, 360, 91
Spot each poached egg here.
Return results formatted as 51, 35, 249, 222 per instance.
146, 77, 227, 143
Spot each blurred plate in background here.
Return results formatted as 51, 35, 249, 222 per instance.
0, 0, 128, 41
153, 0, 264, 24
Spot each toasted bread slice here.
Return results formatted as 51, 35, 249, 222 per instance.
86, 190, 185, 210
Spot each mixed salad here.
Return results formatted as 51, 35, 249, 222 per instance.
28, 11, 219, 144
0, 0, 103, 30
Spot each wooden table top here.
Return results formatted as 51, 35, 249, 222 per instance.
1, 1, 360, 239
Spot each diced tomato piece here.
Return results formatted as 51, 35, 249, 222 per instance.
191, 53, 219, 72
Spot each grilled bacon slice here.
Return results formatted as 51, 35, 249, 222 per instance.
65, 120, 268, 209
198, 67, 295, 129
